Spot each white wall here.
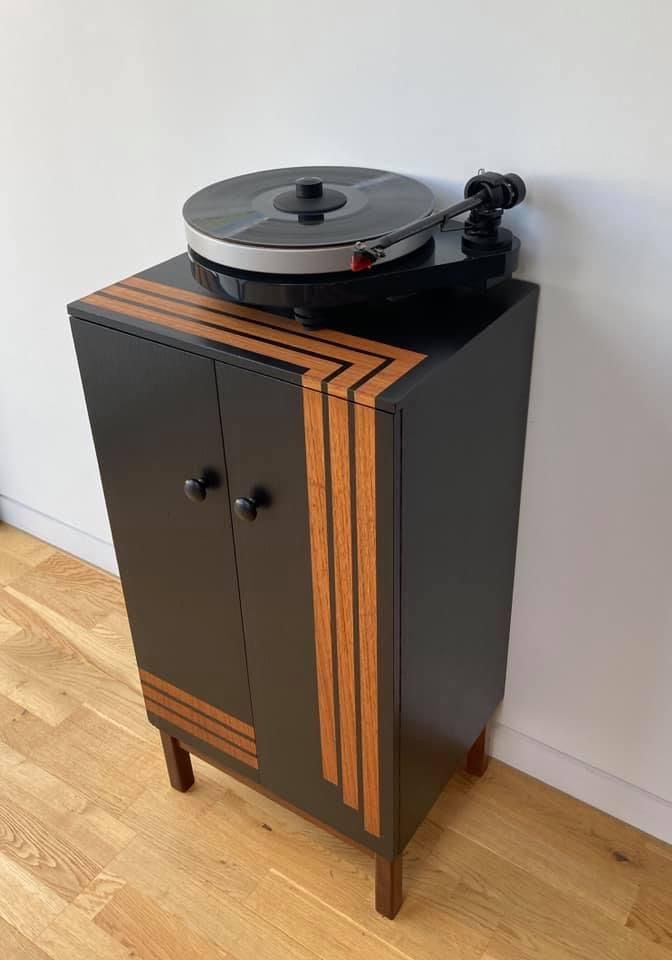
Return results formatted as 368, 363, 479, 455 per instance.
2, 0, 671, 839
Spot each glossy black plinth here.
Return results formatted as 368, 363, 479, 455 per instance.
188, 227, 520, 314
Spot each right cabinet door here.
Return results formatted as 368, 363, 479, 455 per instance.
217, 362, 396, 853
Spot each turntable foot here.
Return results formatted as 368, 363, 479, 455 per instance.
293, 307, 325, 329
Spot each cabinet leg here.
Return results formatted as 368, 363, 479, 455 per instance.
465, 724, 489, 777
160, 731, 194, 792
375, 853, 403, 919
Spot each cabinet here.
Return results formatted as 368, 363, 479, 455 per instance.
69, 256, 537, 917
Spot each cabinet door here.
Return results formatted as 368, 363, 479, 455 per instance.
217, 363, 395, 853
72, 320, 258, 777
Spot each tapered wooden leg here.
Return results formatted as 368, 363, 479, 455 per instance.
160, 731, 194, 792
465, 724, 489, 777
375, 853, 403, 919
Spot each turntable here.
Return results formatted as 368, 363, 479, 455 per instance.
183, 165, 526, 324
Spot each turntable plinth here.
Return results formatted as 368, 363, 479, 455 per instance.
68, 254, 537, 918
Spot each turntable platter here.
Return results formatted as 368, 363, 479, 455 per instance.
183, 166, 435, 274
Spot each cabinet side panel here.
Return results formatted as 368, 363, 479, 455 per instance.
373, 407, 398, 855
399, 292, 537, 849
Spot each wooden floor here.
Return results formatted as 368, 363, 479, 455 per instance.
0, 524, 671, 960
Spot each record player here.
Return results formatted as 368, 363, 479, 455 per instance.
183, 165, 527, 325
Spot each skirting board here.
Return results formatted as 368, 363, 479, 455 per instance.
491, 722, 672, 845
1, 495, 670, 845
0, 494, 118, 575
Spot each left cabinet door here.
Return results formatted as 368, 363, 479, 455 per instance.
71, 319, 259, 776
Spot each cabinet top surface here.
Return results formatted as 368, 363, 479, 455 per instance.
68, 254, 538, 411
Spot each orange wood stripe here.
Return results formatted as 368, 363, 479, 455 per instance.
124, 276, 383, 348
124, 276, 424, 362
83, 293, 342, 392
355, 404, 381, 836
303, 388, 338, 785
325, 357, 388, 402
308, 324, 427, 364
353, 356, 427, 405
315, 329, 427, 405
121, 276, 427, 405
146, 699, 259, 769
110, 282, 386, 402
141, 685, 257, 755
138, 668, 255, 740
328, 396, 359, 810
125, 275, 330, 332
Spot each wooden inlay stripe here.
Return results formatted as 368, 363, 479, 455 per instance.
141, 685, 257, 755
107, 282, 387, 402
83, 293, 343, 392
328, 396, 358, 810
355, 404, 381, 836
125, 275, 329, 332
303, 389, 338, 785
146, 700, 259, 769
123, 276, 391, 355
330, 330, 426, 405
138, 668, 255, 740
86, 276, 427, 408
124, 276, 423, 363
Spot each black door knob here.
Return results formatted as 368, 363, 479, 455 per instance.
233, 496, 258, 522
184, 477, 208, 502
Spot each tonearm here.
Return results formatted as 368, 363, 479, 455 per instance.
351, 170, 526, 271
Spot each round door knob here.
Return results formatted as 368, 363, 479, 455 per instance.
233, 496, 258, 522
184, 477, 207, 502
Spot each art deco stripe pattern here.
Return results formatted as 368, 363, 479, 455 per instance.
82, 275, 426, 837
139, 668, 258, 769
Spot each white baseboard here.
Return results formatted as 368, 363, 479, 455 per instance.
2, 495, 670, 844
0, 494, 118, 575
491, 721, 672, 844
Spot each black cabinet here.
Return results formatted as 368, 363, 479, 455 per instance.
70, 256, 537, 917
